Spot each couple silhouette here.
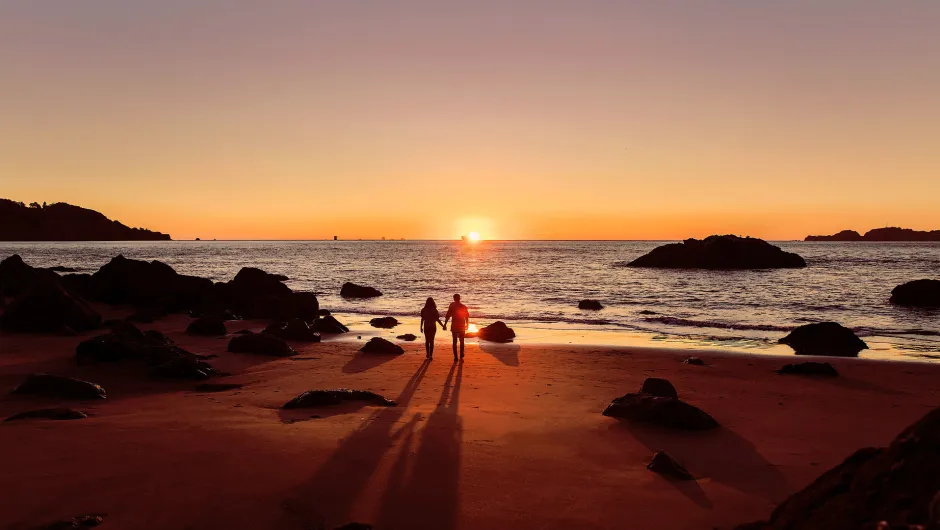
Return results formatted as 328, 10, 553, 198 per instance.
420, 294, 469, 361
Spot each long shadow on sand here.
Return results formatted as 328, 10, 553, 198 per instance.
612, 422, 791, 504
280, 360, 431, 529
374, 361, 463, 529
341, 351, 399, 374
479, 342, 520, 366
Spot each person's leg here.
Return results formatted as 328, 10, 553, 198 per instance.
452, 332, 458, 360
459, 334, 465, 358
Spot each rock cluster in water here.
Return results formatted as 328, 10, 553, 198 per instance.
627, 235, 806, 269
806, 227, 940, 242
890, 279, 940, 308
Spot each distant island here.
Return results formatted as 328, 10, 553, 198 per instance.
805, 227, 940, 242
0, 199, 170, 241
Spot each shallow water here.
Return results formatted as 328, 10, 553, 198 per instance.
3, 240, 938, 361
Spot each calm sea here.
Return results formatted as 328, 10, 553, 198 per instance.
2, 241, 938, 361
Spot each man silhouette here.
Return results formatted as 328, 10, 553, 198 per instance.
443, 293, 469, 361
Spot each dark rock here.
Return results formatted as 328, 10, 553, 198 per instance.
578, 299, 604, 310
318, 309, 331, 316
477, 321, 516, 342
263, 318, 321, 342
359, 337, 404, 355
87, 254, 212, 309
683, 357, 706, 366
334, 524, 372, 530
228, 333, 296, 357
779, 322, 868, 357
777, 362, 839, 377
890, 279, 940, 308
230, 267, 292, 298
0, 281, 101, 332
4, 408, 88, 422
0, 254, 52, 297
211, 268, 318, 321
186, 316, 227, 336
627, 235, 807, 269
602, 393, 718, 430
340, 282, 382, 298
234, 329, 253, 335
77, 326, 213, 379
640, 377, 679, 399
12, 374, 106, 400
735, 406, 940, 529
647, 451, 694, 480
397, 334, 417, 341
638, 309, 657, 315
311, 315, 350, 334
369, 316, 399, 328
282, 389, 397, 409
194, 383, 244, 392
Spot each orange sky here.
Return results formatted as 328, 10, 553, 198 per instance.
2, 2, 939, 240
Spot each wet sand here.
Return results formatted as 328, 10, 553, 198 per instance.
2, 313, 939, 530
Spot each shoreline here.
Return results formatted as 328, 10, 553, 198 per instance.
2, 312, 939, 529
327, 312, 940, 364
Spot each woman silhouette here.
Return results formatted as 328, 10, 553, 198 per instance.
420, 297, 445, 359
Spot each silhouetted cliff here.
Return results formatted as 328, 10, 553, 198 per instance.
805, 227, 940, 242
0, 199, 171, 241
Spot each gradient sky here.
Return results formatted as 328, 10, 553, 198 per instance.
2, 1, 939, 240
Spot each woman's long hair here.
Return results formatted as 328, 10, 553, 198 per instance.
424, 297, 437, 311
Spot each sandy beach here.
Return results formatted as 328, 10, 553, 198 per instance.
2, 311, 939, 530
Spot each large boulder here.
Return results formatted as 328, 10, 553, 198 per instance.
211, 267, 318, 321
76, 324, 213, 379
0, 281, 101, 332
186, 316, 227, 336
602, 393, 718, 430
87, 255, 213, 310
0, 254, 58, 297
11, 374, 106, 400
228, 333, 296, 357
282, 389, 397, 409
263, 319, 321, 342
311, 315, 349, 334
477, 321, 516, 342
890, 279, 940, 308
627, 235, 807, 269
340, 282, 382, 298
735, 406, 940, 529
360, 337, 404, 355
779, 322, 868, 357
578, 299, 604, 310
640, 377, 679, 399
369, 316, 399, 328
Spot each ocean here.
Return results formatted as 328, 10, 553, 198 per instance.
2, 240, 938, 361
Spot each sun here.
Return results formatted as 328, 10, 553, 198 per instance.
467, 232, 481, 242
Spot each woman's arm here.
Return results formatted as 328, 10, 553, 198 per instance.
420, 319, 424, 333
437, 318, 445, 329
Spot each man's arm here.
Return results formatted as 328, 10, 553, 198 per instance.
443, 304, 452, 326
